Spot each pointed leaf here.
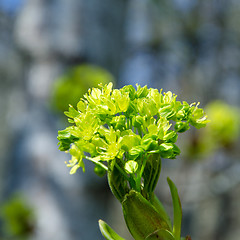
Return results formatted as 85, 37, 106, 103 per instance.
122, 190, 170, 240
108, 160, 129, 201
142, 153, 161, 195
167, 178, 182, 240
151, 194, 172, 231
99, 220, 126, 240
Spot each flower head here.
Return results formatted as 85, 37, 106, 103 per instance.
58, 83, 209, 197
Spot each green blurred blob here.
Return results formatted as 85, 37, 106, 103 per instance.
188, 100, 240, 157
187, 100, 240, 158
0, 196, 35, 240
52, 64, 115, 112
205, 101, 240, 147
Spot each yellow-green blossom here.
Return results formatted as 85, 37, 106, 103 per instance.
57, 82, 209, 194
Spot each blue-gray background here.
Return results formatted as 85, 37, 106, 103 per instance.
0, 0, 240, 240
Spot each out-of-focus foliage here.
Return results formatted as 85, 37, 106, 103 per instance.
205, 101, 240, 147
185, 101, 240, 158
0, 196, 35, 240
52, 64, 115, 112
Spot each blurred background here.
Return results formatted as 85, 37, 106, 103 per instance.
0, 0, 240, 239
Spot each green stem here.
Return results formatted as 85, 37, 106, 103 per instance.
85, 156, 108, 171
142, 122, 148, 134
135, 154, 147, 192
126, 117, 130, 129
135, 176, 141, 192
130, 118, 133, 129
137, 127, 142, 137
139, 154, 148, 178
114, 162, 131, 182
133, 127, 137, 134
129, 174, 137, 190
115, 159, 137, 191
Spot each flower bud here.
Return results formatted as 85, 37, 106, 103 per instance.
122, 190, 170, 240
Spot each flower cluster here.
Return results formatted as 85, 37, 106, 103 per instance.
57, 82, 208, 240
58, 83, 208, 197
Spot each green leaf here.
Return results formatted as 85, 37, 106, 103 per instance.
159, 143, 174, 159
150, 194, 172, 231
167, 178, 182, 240
172, 144, 180, 156
122, 190, 170, 240
142, 153, 161, 197
57, 127, 79, 151
77, 100, 87, 113
99, 220, 126, 240
64, 104, 80, 119
163, 131, 178, 143
108, 160, 130, 201
145, 229, 175, 240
